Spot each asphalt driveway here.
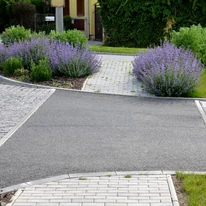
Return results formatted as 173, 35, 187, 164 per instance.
0, 90, 206, 188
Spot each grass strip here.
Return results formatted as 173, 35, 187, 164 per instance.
90, 45, 146, 55
176, 172, 206, 206
189, 69, 206, 98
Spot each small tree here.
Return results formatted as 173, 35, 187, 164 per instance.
12, 1, 36, 29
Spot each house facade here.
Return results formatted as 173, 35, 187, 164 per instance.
63, 0, 103, 40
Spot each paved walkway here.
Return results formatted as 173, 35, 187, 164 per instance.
2, 172, 178, 206
82, 55, 151, 96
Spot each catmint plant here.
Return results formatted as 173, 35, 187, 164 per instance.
0, 37, 101, 77
132, 42, 204, 97
48, 41, 101, 77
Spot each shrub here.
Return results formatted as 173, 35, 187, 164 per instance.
0, 44, 5, 64
49, 41, 101, 77
2, 25, 31, 46
132, 42, 204, 97
3, 57, 23, 76
66, 29, 87, 47
171, 24, 206, 65
2, 37, 50, 69
30, 58, 52, 82
12, 1, 36, 29
14, 68, 29, 76
64, 16, 74, 31
0, 37, 101, 77
49, 29, 87, 47
98, 0, 206, 47
41, 23, 56, 34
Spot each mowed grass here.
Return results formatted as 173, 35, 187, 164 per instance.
176, 173, 206, 206
90, 45, 146, 55
189, 69, 206, 98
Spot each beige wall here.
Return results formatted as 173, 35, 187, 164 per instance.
68, 0, 98, 38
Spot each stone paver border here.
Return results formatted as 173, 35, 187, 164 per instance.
0, 171, 180, 206
1, 171, 206, 206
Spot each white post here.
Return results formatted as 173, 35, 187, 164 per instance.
85, 0, 90, 39
56, 7, 64, 32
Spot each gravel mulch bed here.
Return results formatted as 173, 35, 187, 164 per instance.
0, 72, 87, 90
0, 191, 16, 205
172, 175, 188, 206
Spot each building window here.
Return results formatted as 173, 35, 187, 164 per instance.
77, 0, 84, 16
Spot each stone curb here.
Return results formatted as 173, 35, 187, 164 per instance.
167, 175, 179, 206
0, 88, 55, 147
4, 190, 22, 206
2, 170, 206, 194
1, 74, 206, 101
195, 100, 206, 125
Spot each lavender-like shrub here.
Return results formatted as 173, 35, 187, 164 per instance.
0, 37, 101, 77
0, 44, 6, 64
48, 41, 101, 77
1, 37, 50, 69
132, 42, 204, 97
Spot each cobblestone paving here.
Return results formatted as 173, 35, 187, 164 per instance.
12, 174, 175, 206
83, 55, 152, 96
0, 84, 55, 142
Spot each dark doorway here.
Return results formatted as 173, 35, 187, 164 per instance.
95, 5, 103, 41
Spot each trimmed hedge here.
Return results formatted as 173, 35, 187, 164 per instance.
98, 0, 206, 47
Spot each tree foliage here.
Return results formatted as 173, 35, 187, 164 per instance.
0, 0, 45, 32
98, 0, 206, 47
12, 1, 36, 29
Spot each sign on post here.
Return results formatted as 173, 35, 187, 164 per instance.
45, 16, 55, 21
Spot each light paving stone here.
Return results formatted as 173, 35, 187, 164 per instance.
0, 84, 55, 142
11, 174, 177, 206
83, 54, 152, 96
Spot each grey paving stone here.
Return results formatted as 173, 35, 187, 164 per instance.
9, 174, 178, 206
83, 54, 152, 96
0, 84, 55, 143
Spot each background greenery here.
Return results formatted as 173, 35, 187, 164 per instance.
98, 0, 206, 47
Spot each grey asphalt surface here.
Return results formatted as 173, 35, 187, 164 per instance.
0, 90, 206, 188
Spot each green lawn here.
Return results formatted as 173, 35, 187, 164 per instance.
189, 69, 206, 98
90, 45, 146, 55
176, 173, 206, 206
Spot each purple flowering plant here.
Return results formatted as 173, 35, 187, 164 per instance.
132, 42, 204, 97
0, 37, 101, 78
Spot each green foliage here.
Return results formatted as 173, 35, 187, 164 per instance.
0, 0, 10, 32
41, 23, 56, 34
98, 0, 206, 47
30, 0, 44, 14
2, 25, 31, 46
30, 58, 52, 82
12, 1, 36, 29
64, 16, 74, 31
3, 57, 23, 76
14, 68, 29, 82
49, 29, 87, 47
171, 24, 206, 65
14, 68, 29, 76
